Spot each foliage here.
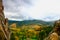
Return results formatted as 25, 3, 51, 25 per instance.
10, 24, 53, 40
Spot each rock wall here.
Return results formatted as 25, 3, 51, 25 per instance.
0, 0, 10, 40
0, 0, 5, 22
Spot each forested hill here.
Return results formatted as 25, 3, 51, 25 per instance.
8, 20, 55, 26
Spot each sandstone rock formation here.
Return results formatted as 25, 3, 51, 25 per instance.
44, 20, 60, 40
0, 0, 10, 40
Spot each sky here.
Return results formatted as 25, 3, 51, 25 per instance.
2, 0, 60, 21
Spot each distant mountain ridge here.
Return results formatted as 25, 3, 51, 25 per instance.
8, 20, 55, 26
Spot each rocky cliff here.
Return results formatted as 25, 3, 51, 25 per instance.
0, 0, 10, 40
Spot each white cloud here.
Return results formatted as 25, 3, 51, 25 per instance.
3, 0, 60, 21
22, 0, 60, 21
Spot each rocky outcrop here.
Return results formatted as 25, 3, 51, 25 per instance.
0, 0, 10, 40
44, 20, 60, 40
10, 23, 16, 28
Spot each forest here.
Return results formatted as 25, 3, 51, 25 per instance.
10, 23, 53, 40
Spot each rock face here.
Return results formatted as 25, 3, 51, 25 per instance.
0, 0, 10, 40
0, 0, 5, 22
49, 32, 59, 40
44, 20, 60, 40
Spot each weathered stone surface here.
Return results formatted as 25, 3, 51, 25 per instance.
0, 0, 10, 40
0, 0, 4, 22
44, 20, 60, 40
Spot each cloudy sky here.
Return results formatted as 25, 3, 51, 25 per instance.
2, 0, 60, 21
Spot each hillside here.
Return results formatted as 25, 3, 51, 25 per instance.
8, 20, 54, 26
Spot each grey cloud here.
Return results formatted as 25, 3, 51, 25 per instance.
23, 0, 32, 5
3, 0, 32, 12
2, 0, 33, 20
3, 0, 19, 13
10, 15, 24, 19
